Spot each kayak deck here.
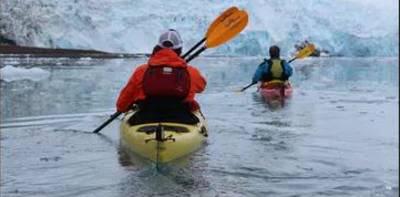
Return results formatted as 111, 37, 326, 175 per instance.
120, 110, 208, 164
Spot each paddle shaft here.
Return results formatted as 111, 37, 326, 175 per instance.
182, 37, 206, 59
240, 82, 257, 92
239, 60, 268, 92
93, 111, 122, 133
186, 46, 207, 62
288, 57, 297, 63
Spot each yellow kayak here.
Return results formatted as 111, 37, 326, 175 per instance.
120, 110, 208, 164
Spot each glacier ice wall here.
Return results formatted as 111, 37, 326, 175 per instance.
0, 0, 398, 56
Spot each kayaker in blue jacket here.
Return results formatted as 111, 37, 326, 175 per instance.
252, 45, 293, 85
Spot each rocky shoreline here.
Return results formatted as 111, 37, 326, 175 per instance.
0, 44, 148, 58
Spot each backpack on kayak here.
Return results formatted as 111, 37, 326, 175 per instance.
143, 65, 190, 100
130, 66, 197, 125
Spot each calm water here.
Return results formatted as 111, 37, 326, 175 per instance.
1, 56, 398, 197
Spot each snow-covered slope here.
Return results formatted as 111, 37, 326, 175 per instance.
0, 0, 398, 56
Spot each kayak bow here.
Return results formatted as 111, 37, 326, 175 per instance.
120, 110, 208, 164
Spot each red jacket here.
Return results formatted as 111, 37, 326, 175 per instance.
116, 48, 206, 112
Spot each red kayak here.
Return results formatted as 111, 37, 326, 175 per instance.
259, 81, 293, 103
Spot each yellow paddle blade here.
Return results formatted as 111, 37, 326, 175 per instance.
206, 7, 239, 37
295, 43, 316, 59
205, 10, 249, 48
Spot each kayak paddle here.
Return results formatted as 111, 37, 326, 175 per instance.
186, 9, 248, 62
238, 43, 316, 92
182, 6, 239, 59
288, 43, 316, 63
92, 111, 122, 133
93, 7, 249, 134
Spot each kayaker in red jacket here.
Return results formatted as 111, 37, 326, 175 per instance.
116, 30, 206, 119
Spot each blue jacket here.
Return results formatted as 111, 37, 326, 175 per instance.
251, 58, 293, 84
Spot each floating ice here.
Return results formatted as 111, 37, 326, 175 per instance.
0, 65, 50, 82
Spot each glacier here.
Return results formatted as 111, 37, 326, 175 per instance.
0, 0, 398, 57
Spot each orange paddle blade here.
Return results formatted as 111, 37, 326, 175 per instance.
205, 10, 249, 48
206, 7, 239, 37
